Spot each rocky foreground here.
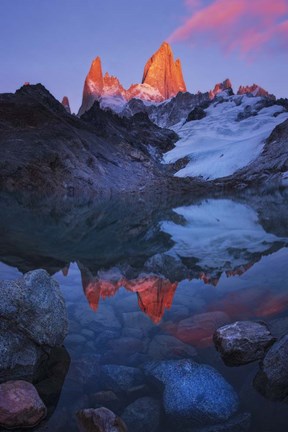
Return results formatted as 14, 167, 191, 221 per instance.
2, 268, 288, 431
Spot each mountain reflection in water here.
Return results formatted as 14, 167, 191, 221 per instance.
1, 190, 288, 431
1, 190, 287, 328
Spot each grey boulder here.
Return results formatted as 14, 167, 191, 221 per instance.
213, 321, 275, 366
0, 269, 68, 382
254, 334, 288, 400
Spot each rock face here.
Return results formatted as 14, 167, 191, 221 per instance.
0, 269, 68, 382
186, 106, 207, 122
79, 57, 127, 115
209, 79, 233, 99
142, 42, 187, 99
0, 380, 47, 429
237, 84, 274, 99
76, 407, 127, 432
78, 42, 187, 115
254, 334, 288, 400
214, 321, 276, 366
121, 397, 161, 432
0, 84, 194, 196
61, 96, 71, 114
122, 91, 211, 128
144, 359, 239, 427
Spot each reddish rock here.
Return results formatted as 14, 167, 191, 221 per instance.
103, 72, 126, 97
78, 42, 187, 114
0, 380, 47, 429
80, 267, 122, 312
126, 83, 163, 102
209, 79, 233, 99
237, 84, 273, 98
125, 276, 178, 324
76, 407, 127, 432
61, 96, 71, 114
142, 42, 187, 99
166, 311, 230, 347
79, 56, 104, 115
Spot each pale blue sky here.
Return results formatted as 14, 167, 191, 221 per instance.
1, 0, 287, 112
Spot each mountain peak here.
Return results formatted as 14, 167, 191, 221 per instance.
78, 43, 187, 115
142, 42, 187, 99
209, 79, 233, 99
61, 96, 71, 114
237, 84, 274, 99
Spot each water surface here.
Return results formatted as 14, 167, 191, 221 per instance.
1, 191, 288, 431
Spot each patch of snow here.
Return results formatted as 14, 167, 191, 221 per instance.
129, 83, 164, 103
161, 199, 286, 271
100, 95, 127, 114
163, 95, 288, 180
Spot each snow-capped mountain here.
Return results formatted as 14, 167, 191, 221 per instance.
78, 42, 187, 115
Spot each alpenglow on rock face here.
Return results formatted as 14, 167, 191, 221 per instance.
142, 42, 187, 99
78, 42, 187, 115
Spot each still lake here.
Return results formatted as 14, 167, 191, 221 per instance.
1, 190, 288, 432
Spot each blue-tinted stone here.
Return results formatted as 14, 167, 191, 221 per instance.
144, 359, 239, 427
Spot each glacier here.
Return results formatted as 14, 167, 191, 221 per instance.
163, 94, 288, 180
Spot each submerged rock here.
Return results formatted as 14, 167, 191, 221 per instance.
100, 365, 144, 393
0, 269, 68, 382
213, 321, 275, 366
0, 380, 47, 429
121, 397, 161, 432
76, 407, 127, 432
148, 334, 197, 360
144, 359, 239, 427
254, 334, 288, 400
190, 412, 251, 432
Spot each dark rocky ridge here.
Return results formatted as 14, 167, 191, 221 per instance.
122, 91, 211, 128
0, 84, 206, 197
80, 101, 178, 157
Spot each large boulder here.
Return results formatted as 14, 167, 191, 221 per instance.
0, 270, 68, 382
121, 397, 161, 432
254, 334, 288, 400
0, 380, 47, 429
213, 321, 275, 366
76, 407, 127, 432
144, 359, 239, 427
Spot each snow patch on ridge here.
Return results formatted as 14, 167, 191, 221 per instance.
163, 95, 288, 180
161, 199, 286, 271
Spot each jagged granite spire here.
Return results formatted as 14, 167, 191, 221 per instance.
142, 42, 187, 99
61, 96, 71, 114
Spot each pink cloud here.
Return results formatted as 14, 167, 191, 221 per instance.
168, 0, 288, 56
